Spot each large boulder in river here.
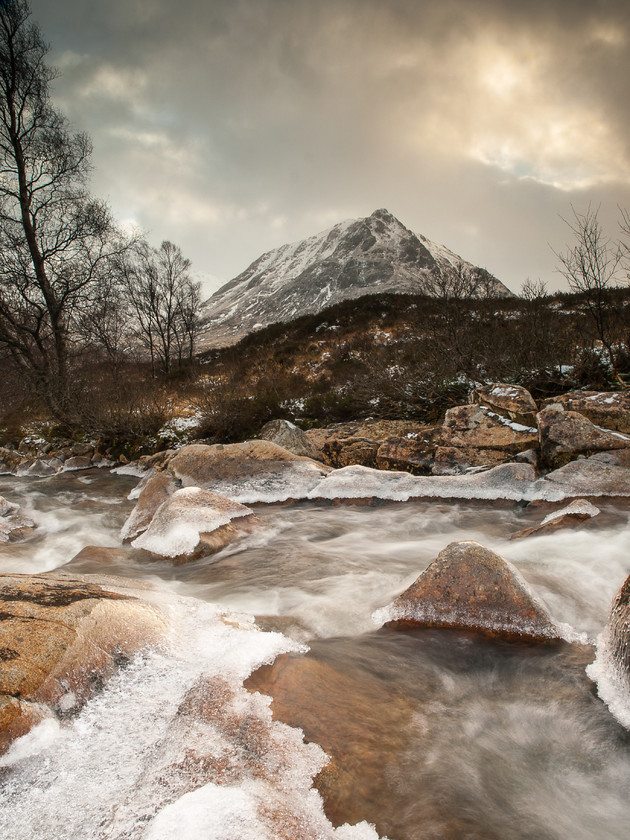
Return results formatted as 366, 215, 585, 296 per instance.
543, 391, 630, 434
121, 471, 179, 541
0, 573, 166, 754
538, 403, 630, 469
130, 486, 260, 562
167, 441, 330, 504
434, 404, 538, 474
259, 419, 321, 460
380, 541, 559, 641
471, 383, 538, 427
511, 498, 600, 540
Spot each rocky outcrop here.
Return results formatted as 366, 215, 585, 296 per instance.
0, 573, 167, 753
433, 403, 538, 475
167, 440, 330, 503
130, 486, 260, 562
538, 404, 630, 470
374, 437, 434, 474
0, 496, 35, 542
544, 391, 630, 434
511, 498, 600, 540
380, 541, 559, 640
259, 419, 321, 460
321, 437, 380, 469
471, 383, 538, 427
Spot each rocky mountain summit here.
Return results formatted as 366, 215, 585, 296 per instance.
200, 208, 512, 347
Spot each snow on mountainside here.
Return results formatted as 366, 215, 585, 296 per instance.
199, 209, 512, 348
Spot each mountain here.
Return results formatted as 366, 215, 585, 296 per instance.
200, 208, 513, 348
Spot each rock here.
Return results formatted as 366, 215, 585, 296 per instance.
121, 471, 179, 541
137, 449, 177, 472
538, 403, 630, 469
471, 383, 538, 426
543, 391, 630, 434
0, 573, 167, 753
167, 441, 330, 504
0, 496, 35, 543
511, 498, 600, 540
587, 450, 630, 469
70, 443, 94, 457
542, 459, 630, 497
432, 445, 510, 475
0, 447, 23, 475
62, 455, 93, 472
259, 419, 321, 459
381, 540, 559, 640
320, 437, 380, 469
375, 437, 433, 474
131, 486, 260, 562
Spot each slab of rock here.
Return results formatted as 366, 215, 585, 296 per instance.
121, 471, 179, 541
0, 448, 23, 475
511, 499, 600, 540
538, 403, 630, 469
542, 459, 630, 497
320, 437, 380, 469
259, 419, 321, 460
0, 496, 35, 542
131, 486, 259, 562
375, 437, 433, 475
432, 445, 511, 475
380, 541, 559, 641
471, 383, 538, 426
544, 391, 630, 434
0, 573, 167, 753
167, 441, 330, 504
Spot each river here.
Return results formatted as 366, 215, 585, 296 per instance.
1, 468, 629, 839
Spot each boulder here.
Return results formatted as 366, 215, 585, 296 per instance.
0, 447, 25, 475
511, 498, 600, 540
62, 455, 93, 472
0, 572, 167, 753
538, 403, 630, 469
167, 441, 330, 504
121, 471, 179, 541
380, 540, 559, 640
320, 437, 380, 469
434, 403, 537, 474
543, 391, 630, 434
137, 449, 177, 472
259, 419, 321, 460
375, 437, 433, 475
0, 496, 35, 543
471, 383, 538, 426
131, 486, 260, 562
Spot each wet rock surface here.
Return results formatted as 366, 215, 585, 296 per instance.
0, 572, 167, 754
382, 540, 560, 640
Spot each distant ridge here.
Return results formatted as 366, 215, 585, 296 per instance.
200, 208, 512, 347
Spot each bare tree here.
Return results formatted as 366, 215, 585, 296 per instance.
120, 239, 201, 375
0, 0, 127, 415
554, 204, 625, 380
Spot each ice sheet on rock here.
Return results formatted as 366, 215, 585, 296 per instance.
132, 486, 252, 556
308, 463, 544, 503
202, 462, 328, 505
542, 460, 630, 498
126, 468, 156, 501
112, 462, 149, 478
540, 499, 600, 526
587, 643, 630, 729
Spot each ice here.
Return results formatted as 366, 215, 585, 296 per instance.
132, 486, 253, 556
199, 462, 328, 505
112, 462, 148, 478
540, 499, 600, 526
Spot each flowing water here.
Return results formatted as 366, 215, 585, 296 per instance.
1, 469, 630, 839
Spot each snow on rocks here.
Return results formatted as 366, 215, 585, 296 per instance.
510, 498, 600, 540
470, 382, 538, 427
544, 391, 630, 434
375, 540, 561, 641
131, 487, 259, 561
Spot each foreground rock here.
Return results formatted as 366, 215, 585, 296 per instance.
259, 419, 321, 460
379, 541, 560, 641
511, 499, 600, 540
167, 440, 330, 503
0, 573, 167, 753
0, 496, 35, 542
538, 403, 630, 470
434, 403, 538, 475
130, 486, 260, 562
544, 391, 630, 434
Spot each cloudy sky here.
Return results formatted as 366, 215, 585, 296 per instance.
29, 0, 630, 296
